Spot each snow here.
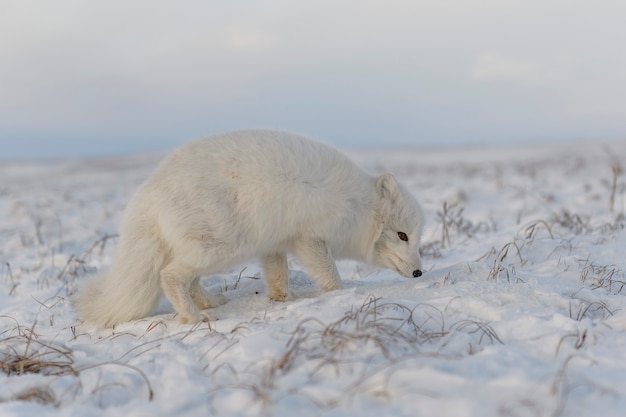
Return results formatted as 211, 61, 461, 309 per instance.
2, 141, 626, 416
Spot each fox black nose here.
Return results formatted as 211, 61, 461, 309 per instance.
413, 269, 422, 278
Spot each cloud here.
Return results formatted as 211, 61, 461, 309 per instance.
469, 52, 542, 83
227, 27, 278, 51
1, 0, 626, 158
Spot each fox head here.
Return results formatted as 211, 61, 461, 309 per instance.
371, 173, 423, 278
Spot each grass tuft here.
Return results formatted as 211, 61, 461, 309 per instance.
0, 318, 75, 377
207, 296, 502, 412
11, 386, 57, 406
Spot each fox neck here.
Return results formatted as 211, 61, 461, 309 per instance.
347, 178, 384, 264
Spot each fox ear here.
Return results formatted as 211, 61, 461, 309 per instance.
376, 173, 400, 203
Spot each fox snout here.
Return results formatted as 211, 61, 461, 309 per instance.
394, 260, 423, 279
393, 254, 423, 279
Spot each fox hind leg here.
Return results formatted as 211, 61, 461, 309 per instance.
161, 262, 211, 324
190, 276, 228, 310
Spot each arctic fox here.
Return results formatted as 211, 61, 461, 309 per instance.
75, 129, 424, 327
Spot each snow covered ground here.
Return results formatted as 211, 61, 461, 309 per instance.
2, 140, 626, 416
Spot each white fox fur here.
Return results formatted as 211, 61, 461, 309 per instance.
74, 129, 424, 327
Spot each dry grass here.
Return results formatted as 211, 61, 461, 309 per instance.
11, 386, 57, 406
0, 316, 155, 405
222, 266, 261, 292
552, 210, 592, 235
207, 295, 502, 412
426, 201, 496, 256
608, 155, 623, 214
3, 148, 626, 414
578, 259, 626, 295
0, 317, 75, 377
518, 220, 554, 240
3, 262, 18, 296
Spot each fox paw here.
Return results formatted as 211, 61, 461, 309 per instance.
209, 293, 228, 307
322, 281, 343, 292
178, 311, 213, 324
269, 291, 289, 302
192, 290, 228, 310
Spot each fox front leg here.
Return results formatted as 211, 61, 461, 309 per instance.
295, 239, 343, 292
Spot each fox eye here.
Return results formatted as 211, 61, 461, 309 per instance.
397, 232, 408, 242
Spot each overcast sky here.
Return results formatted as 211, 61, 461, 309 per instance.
1, 0, 626, 159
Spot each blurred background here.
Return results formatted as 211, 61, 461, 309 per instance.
1, 0, 625, 159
